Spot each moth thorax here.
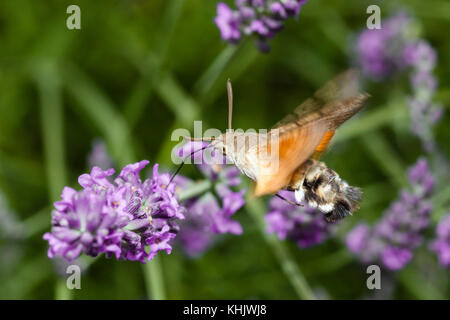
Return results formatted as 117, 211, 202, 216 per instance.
291, 159, 362, 223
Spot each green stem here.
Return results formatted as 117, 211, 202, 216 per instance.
361, 131, 407, 188
246, 197, 316, 300
193, 45, 238, 98
143, 256, 166, 300
55, 279, 72, 300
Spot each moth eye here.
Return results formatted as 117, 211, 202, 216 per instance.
222, 147, 226, 153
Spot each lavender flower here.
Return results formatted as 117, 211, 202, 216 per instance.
355, 12, 443, 151
172, 141, 246, 257
430, 214, 450, 267
346, 158, 434, 270
87, 139, 114, 170
215, 3, 241, 43
346, 224, 371, 255
356, 12, 415, 79
404, 40, 443, 151
215, 0, 308, 52
43, 160, 184, 263
176, 191, 218, 257
265, 190, 333, 248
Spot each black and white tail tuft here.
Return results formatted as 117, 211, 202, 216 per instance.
293, 160, 362, 223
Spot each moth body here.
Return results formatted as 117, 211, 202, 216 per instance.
288, 159, 362, 222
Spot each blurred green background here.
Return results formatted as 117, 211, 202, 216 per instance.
0, 0, 449, 299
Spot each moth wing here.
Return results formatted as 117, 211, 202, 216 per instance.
253, 69, 369, 196
272, 69, 369, 135
253, 122, 328, 196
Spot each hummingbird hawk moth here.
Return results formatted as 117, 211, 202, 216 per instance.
184, 69, 369, 223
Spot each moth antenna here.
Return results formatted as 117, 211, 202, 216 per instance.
168, 144, 213, 185
227, 78, 233, 131
275, 193, 304, 207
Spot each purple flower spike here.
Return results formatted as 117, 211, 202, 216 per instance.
355, 12, 443, 151
346, 224, 370, 254
175, 182, 245, 256
215, 3, 241, 43
215, 1, 308, 52
381, 247, 413, 270
407, 157, 434, 196
171, 140, 246, 257
147, 225, 176, 260
270, 3, 287, 19
356, 12, 414, 79
346, 158, 435, 271
265, 190, 334, 248
78, 166, 115, 191
43, 191, 124, 262
44, 160, 184, 263
176, 192, 218, 257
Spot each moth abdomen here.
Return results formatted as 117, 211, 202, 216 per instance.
291, 160, 362, 223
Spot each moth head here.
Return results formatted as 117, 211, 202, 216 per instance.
211, 132, 233, 155
211, 138, 225, 155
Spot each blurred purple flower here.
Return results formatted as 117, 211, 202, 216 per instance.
430, 214, 450, 267
408, 157, 435, 196
43, 160, 184, 263
171, 141, 246, 257
405, 40, 443, 152
215, 3, 241, 43
356, 12, 414, 78
381, 247, 413, 271
355, 12, 443, 152
265, 190, 333, 248
87, 139, 114, 170
346, 224, 370, 254
174, 140, 240, 186
404, 40, 437, 71
211, 185, 245, 235
214, 0, 308, 52
176, 192, 218, 257
346, 157, 435, 270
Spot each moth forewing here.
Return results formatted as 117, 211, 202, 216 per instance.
254, 122, 328, 196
